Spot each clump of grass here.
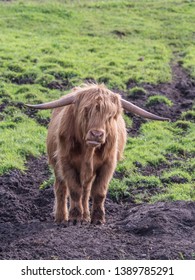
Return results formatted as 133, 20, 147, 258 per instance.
36, 74, 55, 87
0, 121, 16, 130
0, 88, 11, 100
7, 63, 24, 73
125, 174, 162, 188
151, 183, 195, 202
2, 106, 17, 117
174, 120, 191, 130
15, 86, 31, 95
184, 158, 195, 179
40, 173, 54, 190
166, 143, 186, 156
182, 46, 195, 78
181, 110, 195, 122
97, 73, 125, 90
146, 95, 173, 107
110, 174, 162, 203
109, 178, 130, 201
161, 170, 192, 184
127, 87, 147, 98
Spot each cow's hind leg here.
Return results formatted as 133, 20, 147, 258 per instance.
54, 179, 68, 223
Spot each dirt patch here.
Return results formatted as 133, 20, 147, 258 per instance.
0, 156, 194, 260
112, 30, 127, 38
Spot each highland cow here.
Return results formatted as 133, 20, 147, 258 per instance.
27, 84, 168, 224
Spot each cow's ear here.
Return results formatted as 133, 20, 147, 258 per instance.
114, 94, 123, 116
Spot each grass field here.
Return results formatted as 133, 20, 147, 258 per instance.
0, 0, 194, 202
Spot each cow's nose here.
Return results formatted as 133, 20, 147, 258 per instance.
90, 130, 104, 139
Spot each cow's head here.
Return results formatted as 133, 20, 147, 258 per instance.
73, 86, 121, 147
26, 84, 169, 148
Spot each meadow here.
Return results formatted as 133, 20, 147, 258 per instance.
0, 0, 195, 203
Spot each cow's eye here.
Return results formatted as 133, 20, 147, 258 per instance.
114, 113, 118, 120
84, 107, 89, 117
96, 104, 100, 112
107, 115, 112, 122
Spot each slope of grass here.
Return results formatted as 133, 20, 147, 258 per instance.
0, 111, 46, 174
0, 0, 195, 202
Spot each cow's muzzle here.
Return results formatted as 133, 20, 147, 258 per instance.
86, 129, 105, 147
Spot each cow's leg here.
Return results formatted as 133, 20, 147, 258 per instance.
54, 179, 68, 223
56, 150, 84, 224
82, 183, 92, 222
65, 168, 83, 224
69, 187, 83, 224
80, 147, 95, 223
56, 155, 83, 224
91, 159, 116, 224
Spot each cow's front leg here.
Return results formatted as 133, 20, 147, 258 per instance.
91, 159, 116, 224
68, 174, 83, 225
61, 163, 83, 225
82, 182, 93, 223
80, 146, 95, 223
54, 178, 68, 223
69, 197, 83, 225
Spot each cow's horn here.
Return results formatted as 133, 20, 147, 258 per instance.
121, 99, 170, 121
26, 93, 75, 109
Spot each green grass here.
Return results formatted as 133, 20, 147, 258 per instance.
127, 87, 147, 98
115, 120, 195, 202
146, 95, 173, 107
0, 0, 195, 202
0, 112, 46, 174
151, 183, 195, 202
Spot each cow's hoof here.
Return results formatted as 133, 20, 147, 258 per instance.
69, 207, 82, 225
54, 213, 68, 224
91, 208, 105, 225
82, 212, 91, 224
91, 218, 105, 225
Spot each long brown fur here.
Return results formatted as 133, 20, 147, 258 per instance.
47, 84, 126, 224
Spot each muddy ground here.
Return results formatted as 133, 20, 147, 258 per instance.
0, 64, 195, 260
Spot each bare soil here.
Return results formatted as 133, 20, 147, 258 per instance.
0, 64, 195, 260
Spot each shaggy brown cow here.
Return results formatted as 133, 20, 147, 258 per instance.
27, 84, 168, 224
